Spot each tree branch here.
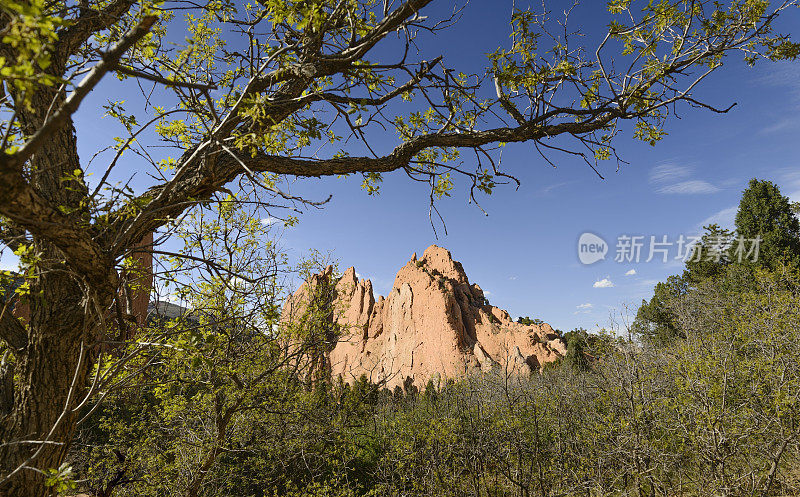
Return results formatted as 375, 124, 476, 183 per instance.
0, 170, 117, 296
56, 0, 139, 62
112, 63, 218, 91
0, 220, 27, 253
293, 57, 442, 108
5, 15, 157, 171
110, 107, 619, 252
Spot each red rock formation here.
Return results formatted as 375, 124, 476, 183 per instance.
128, 232, 154, 329
282, 245, 566, 389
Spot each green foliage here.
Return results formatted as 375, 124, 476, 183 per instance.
43, 463, 76, 494
75, 259, 800, 496
4, 0, 800, 493
636, 178, 800, 344
633, 273, 688, 344
0, 0, 65, 112
360, 172, 383, 195
684, 224, 734, 284
564, 330, 591, 371
562, 327, 616, 369
282, 260, 343, 388
517, 316, 544, 326
73, 195, 297, 495
735, 178, 800, 270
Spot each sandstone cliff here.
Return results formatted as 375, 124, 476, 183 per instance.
281, 245, 566, 389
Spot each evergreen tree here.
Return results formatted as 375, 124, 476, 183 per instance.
684, 224, 734, 284
635, 179, 800, 347
735, 179, 800, 269
423, 379, 438, 402
563, 328, 592, 371
392, 385, 404, 403
633, 274, 689, 344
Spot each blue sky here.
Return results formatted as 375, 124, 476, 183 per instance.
3, 1, 800, 333
273, 2, 800, 332
272, 2, 800, 333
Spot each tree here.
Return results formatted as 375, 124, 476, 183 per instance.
735, 178, 800, 270
281, 263, 343, 389
684, 224, 734, 284
70, 196, 298, 497
665, 264, 800, 495
423, 378, 438, 402
633, 273, 689, 344
517, 316, 544, 326
1, 0, 799, 494
637, 180, 800, 346
561, 327, 615, 369
563, 328, 592, 371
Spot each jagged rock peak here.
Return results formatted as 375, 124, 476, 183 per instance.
281, 246, 566, 388
411, 245, 470, 285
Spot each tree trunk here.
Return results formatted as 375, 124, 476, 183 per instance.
0, 274, 96, 496
0, 63, 110, 496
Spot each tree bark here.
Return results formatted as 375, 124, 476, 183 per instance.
0, 61, 112, 496
0, 277, 95, 496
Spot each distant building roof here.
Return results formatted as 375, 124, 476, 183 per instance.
147, 300, 193, 321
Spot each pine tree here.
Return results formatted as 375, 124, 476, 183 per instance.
564, 328, 591, 371
735, 179, 800, 269
684, 224, 734, 284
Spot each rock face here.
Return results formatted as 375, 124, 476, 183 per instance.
281, 245, 566, 389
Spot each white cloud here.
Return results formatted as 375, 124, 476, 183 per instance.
650, 164, 719, 195
781, 169, 800, 186
161, 293, 187, 305
699, 206, 737, 230
593, 277, 614, 288
760, 117, 800, 135
261, 217, 279, 226
649, 164, 691, 184
778, 169, 800, 203
355, 272, 363, 279
229, 276, 253, 290
484, 290, 492, 296
753, 64, 800, 134
576, 303, 593, 310
657, 180, 720, 194
540, 181, 571, 195
758, 62, 800, 104
508, 276, 517, 280
625, 269, 637, 276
